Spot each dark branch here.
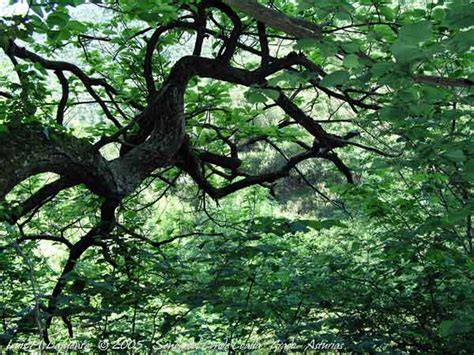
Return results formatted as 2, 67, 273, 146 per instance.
55, 71, 69, 125
43, 198, 119, 342
223, 0, 322, 39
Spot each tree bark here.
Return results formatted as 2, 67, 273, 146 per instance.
222, 0, 322, 39
0, 123, 117, 200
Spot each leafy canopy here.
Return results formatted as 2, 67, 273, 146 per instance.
0, 0, 473, 352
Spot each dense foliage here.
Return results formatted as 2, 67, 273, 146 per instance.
0, 0, 473, 352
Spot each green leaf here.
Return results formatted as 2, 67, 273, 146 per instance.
0, 124, 9, 135
48, 29, 72, 42
432, 7, 445, 21
448, 29, 474, 52
335, 12, 351, 22
390, 41, 423, 62
262, 89, 280, 100
380, 6, 395, 21
372, 25, 396, 41
439, 320, 471, 337
443, 149, 465, 162
30, 5, 44, 17
444, 2, 474, 29
319, 41, 339, 57
46, 11, 70, 28
371, 62, 393, 77
294, 39, 319, 50
398, 21, 432, 44
464, 159, 474, 176
343, 54, 360, 69
340, 42, 359, 54
244, 89, 267, 104
320, 70, 350, 87
66, 20, 87, 32
293, 219, 346, 231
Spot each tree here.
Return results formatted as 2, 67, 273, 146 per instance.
0, 0, 473, 351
